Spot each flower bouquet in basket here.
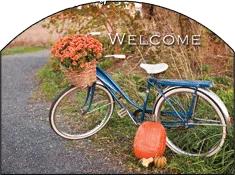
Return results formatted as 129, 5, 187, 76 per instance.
50, 34, 103, 88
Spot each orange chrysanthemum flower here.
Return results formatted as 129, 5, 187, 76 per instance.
72, 61, 77, 66
50, 34, 103, 71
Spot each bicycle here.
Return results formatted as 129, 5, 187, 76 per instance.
49, 32, 232, 157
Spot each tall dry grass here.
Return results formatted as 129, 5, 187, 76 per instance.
118, 6, 233, 80
7, 22, 61, 48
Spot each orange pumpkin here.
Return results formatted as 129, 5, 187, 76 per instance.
133, 121, 166, 159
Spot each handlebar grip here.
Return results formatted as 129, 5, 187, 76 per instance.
88, 32, 101, 36
104, 54, 126, 59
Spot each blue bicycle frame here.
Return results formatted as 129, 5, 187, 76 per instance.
87, 65, 214, 126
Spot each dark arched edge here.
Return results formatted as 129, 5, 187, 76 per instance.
0, 0, 235, 52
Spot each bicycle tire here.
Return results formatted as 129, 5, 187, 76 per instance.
49, 84, 114, 140
153, 87, 226, 157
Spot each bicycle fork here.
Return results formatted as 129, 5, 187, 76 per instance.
81, 83, 96, 114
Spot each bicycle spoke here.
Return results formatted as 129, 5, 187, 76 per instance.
194, 117, 221, 123
188, 123, 226, 127
155, 88, 226, 156
86, 102, 114, 114
50, 85, 114, 139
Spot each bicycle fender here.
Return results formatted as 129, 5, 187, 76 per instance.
199, 88, 230, 125
96, 80, 104, 86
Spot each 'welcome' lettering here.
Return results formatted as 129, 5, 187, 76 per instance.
108, 33, 126, 45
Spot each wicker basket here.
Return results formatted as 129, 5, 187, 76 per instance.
61, 59, 97, 88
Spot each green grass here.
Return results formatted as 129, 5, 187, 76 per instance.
36, 61, 69, 100
35, 63, 234, 174
1, 46, 48, 56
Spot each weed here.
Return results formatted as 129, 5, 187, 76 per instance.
99, 57, 114, 70
200, 64, 211, 74
37, 64, 69, 100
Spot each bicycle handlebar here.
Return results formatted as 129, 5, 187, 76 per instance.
104, 54, 126, 59
87, 32, 101, 36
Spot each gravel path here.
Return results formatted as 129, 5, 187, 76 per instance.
1, 50, 123, 174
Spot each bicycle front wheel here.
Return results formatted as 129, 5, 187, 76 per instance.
154, 87, 226, 157
49, 84, 114, 140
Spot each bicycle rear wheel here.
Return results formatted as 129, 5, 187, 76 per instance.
154, 87, 226, 157
49, 84, 114, 140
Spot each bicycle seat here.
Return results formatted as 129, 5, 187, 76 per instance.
140, 63, 168, 74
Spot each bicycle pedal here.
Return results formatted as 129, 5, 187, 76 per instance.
117, 108, 128, 118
